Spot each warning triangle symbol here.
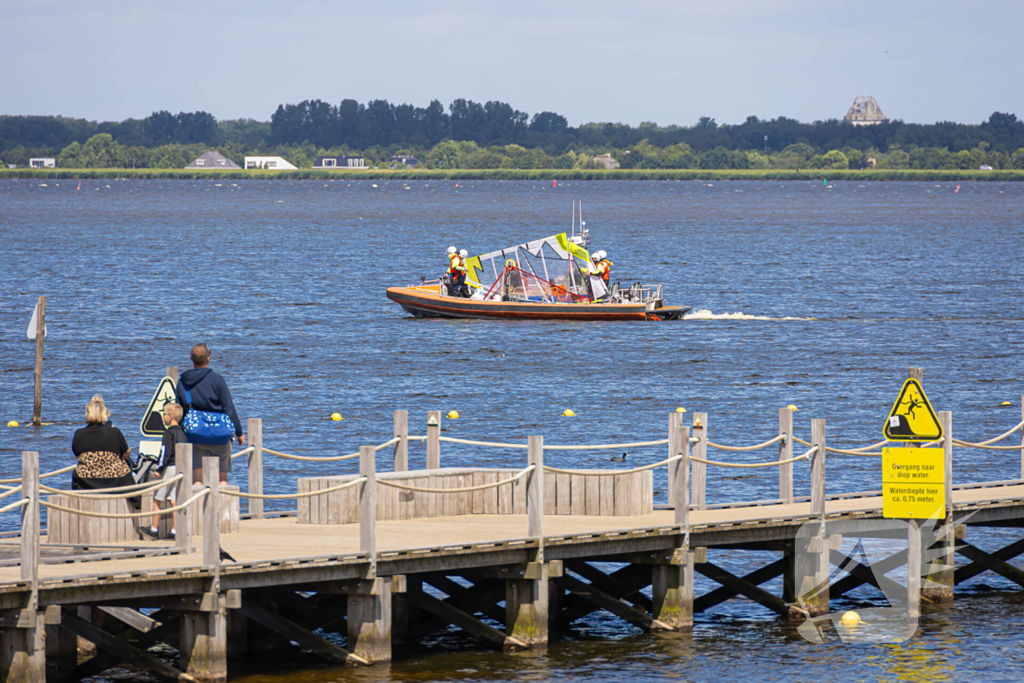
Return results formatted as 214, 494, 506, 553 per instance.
140, 377, 177, 437
883, 378, 943, 442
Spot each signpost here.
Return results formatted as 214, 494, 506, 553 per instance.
29, 297, 46, 426
882, 374, 944, 519
140, 377, 177, 437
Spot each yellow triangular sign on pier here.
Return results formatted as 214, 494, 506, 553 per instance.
883, 378, 943, 442
140, 377, 177, 437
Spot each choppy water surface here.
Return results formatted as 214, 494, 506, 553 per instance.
2, 178, 1023, 681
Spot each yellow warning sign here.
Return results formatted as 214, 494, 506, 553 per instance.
883, 447, 945, 518
140, 377, 177, 437
882, 378, 943, 442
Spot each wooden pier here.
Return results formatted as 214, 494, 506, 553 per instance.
2, 388, 1023, 682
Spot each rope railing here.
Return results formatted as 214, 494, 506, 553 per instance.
955, 420, 1024, 447
376, 466, 535, 494
0, 464, 76, 485
408, 435, 428, 442
706, 434, 785, 452
0, 498, 31, 515
40, 474, 185, 500
436, 436, 671, 451
230, 446, 256, 460
375, 437, 401, 451
263, 447, 360, 462
543, 455, 682, 476
220, 476, 367, 500
40, 487, 211, 520
437, 436, 527, 449
689, 446, 815, 469
952, 439, 1024, 451
0, 486, 23, 502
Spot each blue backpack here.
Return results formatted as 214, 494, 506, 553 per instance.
180, 381, 236, 443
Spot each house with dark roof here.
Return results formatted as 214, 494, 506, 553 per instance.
186, 150, 241, 170
313, 155, 366, 169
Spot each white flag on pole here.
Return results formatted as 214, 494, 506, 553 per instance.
27, 300, 47, 340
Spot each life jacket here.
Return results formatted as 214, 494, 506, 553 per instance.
595, 259, 611, 283
447, 253, 461, 276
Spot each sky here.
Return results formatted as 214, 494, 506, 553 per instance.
3, 0, 1022, 127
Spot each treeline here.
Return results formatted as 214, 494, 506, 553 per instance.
2, 100, 1024, 170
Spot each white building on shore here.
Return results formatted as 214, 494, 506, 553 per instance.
244, 155, 298, 170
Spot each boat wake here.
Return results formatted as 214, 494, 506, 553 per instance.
683, 309, 814, 322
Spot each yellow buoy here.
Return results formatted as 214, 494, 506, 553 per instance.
6, 421, 18, 428
330, 413, 343, 422
563, 409, 575, 417
675, 407, 686, 413
447, 410, 459, 419
787, 404, 798, 411
1001, 401, 1012, 407
840, 610, 861, 627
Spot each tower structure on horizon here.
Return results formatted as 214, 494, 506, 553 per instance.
844, 96, 887, 126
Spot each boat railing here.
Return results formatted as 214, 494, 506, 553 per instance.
613, 283, 663, 305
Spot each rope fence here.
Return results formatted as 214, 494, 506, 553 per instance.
230, 446, 256, 460
220, 477, 367, 500
263, 447, 360, 462
690, 446, 815, 469
706, 435, 785, 452
0, 463, 75, 485
376, 466, 534, 494
0, 498, 31, 515
40, 487, 211, 520
543, 455, 682, 476
0, 486, 23, 503
39, 474, 185, 500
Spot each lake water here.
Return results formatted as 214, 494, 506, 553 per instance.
1, 178, 1023, 681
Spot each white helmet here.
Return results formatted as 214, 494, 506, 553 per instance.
594, 250, 606, 261
447, 246, 457, 256
459, 249, 468, 258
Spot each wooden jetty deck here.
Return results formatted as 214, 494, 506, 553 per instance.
2, 391, 1022, 682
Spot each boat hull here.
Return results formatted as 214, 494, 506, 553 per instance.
387, 286, 654, 321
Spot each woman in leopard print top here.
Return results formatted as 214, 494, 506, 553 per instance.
71, 395, 139, 507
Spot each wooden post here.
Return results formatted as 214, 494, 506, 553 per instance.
347, 580, 392, 663
907, 519, 921, 620
1, 452, 45, 682
810, 419, 826, 516
21, 452, 39, 607
779, 407, 794, 504
180, 601, 227, 682
202, 457, 220, 571
527, 436, 544, 540
393, 410, 408, 472
31, 297, 46, 426
426, 411, 441, 469
0, 612, 44, 683
672, 427, 690, 528
692, 413, 707, 510
359, 446, 376, 564
166, 366, 179, 383
176, 443, 193, 553
653, 425, 694, 631
922, 411, 954, 604
667, 413, 680, 509
247, 418, 263, 519
908, 366, 923, 382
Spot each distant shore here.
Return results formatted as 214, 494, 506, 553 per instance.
1, 168, 1021, 181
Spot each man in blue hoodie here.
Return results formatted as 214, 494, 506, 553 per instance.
174, 343, 245, 486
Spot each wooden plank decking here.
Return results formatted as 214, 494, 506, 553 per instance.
3, 483, 1021, 600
